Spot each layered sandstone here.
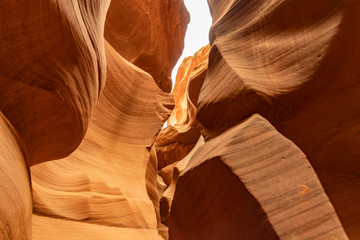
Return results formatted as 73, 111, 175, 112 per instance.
155, 45, 210, 170
105, 0, 190, 92
0, 0, 111, 166
158, 136, 204, 226
0, 0, 189, 239
194, 0, 360, 238
0, 113, 32, 239
1, 0, 360, 239
31, 41, 173, 240
169, 115, 347, 240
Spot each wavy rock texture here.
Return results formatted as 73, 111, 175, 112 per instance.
169, 114, 348, 240
158, 136, 204, 226
155, 45, 210, 170
30, 41, 173, 240
0, 0, 110, 165
105, 0, 190, 92
1, 0, 358, 239
0, 113, 32, 240
197, 0, 360, 237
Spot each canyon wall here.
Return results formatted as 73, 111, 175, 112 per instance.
159, 0, 359, 239
1, 0, 360, 239
0, 0, 188, 239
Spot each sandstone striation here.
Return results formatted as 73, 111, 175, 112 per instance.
158, 136, 204, 226
0, 113, 32, 239
195, 0, 360, 238
1, 0, 359, 239
31, 41, 173, 240
155, 45, 210, 170
0, 0, 111, 165
105, 0, 190, 92
169, 114, 348, 240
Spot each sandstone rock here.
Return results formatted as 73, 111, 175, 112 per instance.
199, 0, 360, 237
30, 41, 173, 240
1, 0, 358, 239
0, 113, 32, 239
169, 44, 211, 128
169, 114, 348, 240
158, 136, 204, 226
0, 0, 110, 165
155, 45, 210, 170
105, 0, 190, 92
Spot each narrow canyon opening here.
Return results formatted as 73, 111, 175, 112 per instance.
1, 0, 359, 239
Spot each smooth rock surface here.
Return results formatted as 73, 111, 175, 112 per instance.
169, 114, 348, 240
199, 0, 360, 237
31, 41, 173, 240
0, 0, 111, 165
0, 112, 32, 240
105, 0, 190, 92
155, 45, 210, 170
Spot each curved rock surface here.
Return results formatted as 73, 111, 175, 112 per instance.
155, 45, 210, 170
0, 113, 32, 240
105, 0, 190, 92
1, 0, 359, 239
197, 0, 360, 237
0, 0, 110, 165
169, 114, 348, 240
158, 136, 204, 226
31, 41, 173, 240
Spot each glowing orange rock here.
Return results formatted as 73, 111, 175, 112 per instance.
0, 0, 111, 165
155, 45, 210, 170
198, 0, 360, 237
105, 0, 190, 92
31, 42, 173, 240
169, 114, 348, 240
0, 113, 32, 239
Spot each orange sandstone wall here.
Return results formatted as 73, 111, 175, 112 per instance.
31, 41, 173, 240
194, 0, 360, 238
163, 0, 359, 239
155, 45, 210, 170
1, 0, 360, 239
105, 0, 190, 92
0, 0, 189, 239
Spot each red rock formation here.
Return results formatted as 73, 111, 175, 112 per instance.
1, 0, 359, 239
196, 0, 360, 238
158, 137, 204, 226
0, 0, 111, 165
30, 41, 173, 240
1, 0, 190, 238
155, 45, 210, 170
0, 113, 32, 239
169, 114, 348, 240
105, 0, 190, 92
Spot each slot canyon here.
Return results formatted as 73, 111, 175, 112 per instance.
1, 0, 360, 239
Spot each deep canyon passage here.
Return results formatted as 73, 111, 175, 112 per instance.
1, 0, 360, 239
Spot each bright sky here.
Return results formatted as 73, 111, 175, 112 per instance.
171, 0, 212, 91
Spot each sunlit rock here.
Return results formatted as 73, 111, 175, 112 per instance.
169, 115, 348, 240
31, 42, 173, 240
198, 0, 360, 237
155, 45, 210, 170
105, 0, 190, 92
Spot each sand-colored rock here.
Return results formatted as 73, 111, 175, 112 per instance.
169, 114, 348, 240
105, 0, 190, 92
30, 41, 173, 240
0, 0, 110, 165
169, 44, 210, 128
1, 0, 358, 239
199, 0, 360, 237
0, 112, 32, 239
155, 45, 210, 170
158, 137, 204, 226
